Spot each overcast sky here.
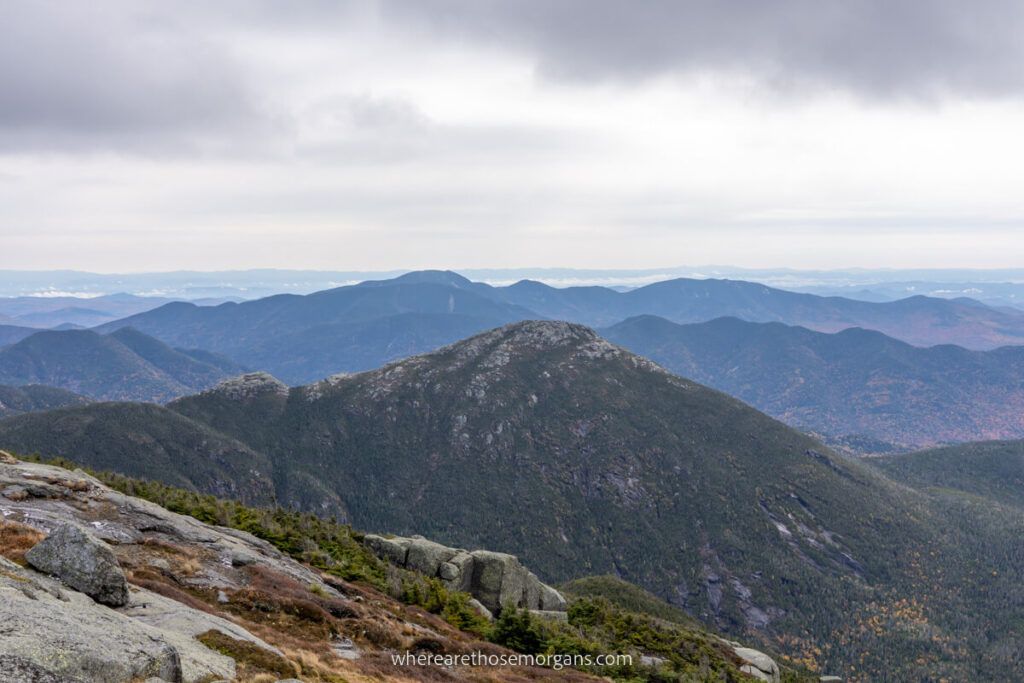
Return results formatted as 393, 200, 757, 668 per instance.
2, 0, 1023, 272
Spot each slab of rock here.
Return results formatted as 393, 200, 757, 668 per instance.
0, 558, 181, 682
1, 460, 340, 596
0, 655, 84, 683
25, 522, 129, 607
467, 598, 493, 621
733, 646, 781, 683
363, 534, 410, 565
540, 583, 567, 611
119, 586, 285, 681
444, 551, 474, 591
363, 533, 566, 615
405, 537, 458, 576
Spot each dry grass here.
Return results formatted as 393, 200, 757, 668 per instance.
114, 532, 601, 682
126, 567, 223, 616
197, 629, 299, 679
136, 536, 206, 577
0, 520, 45, 566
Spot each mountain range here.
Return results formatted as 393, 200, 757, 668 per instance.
0, 292, 240, 329
4, 320, 1024, 680
602, 315, 1024, 449
96, 273, 537, 384
483, 274, 1024, 348
0, 327, 247, 402
93, 270, 1024, 388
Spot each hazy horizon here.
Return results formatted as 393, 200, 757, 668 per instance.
3, 265, 1024, 306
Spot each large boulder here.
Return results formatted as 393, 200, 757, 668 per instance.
363, 534, 566, 615
405, 537, 458, 576
25, 523, 129, 607
540, 583, 567, 611
732, 646, 781, 683
363, 534, 410, 565
441, 551, 474, 592
466, 550, 508, 611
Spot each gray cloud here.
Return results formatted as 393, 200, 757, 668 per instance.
4, 0, 1021, 158
383, 0, 1024, 99
295, 93, 585, 165
0, 1, 279, 153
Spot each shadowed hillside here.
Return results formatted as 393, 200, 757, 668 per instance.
0, 328, 247, 402
603, 315, 1024, 448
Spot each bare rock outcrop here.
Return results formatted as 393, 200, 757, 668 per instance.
0, 556, 183, 682
363, 533, 567, 614
25, 522, 129, 606
207, 371, 289, 400
0, 458, 338, 682
719, 639, 782, 682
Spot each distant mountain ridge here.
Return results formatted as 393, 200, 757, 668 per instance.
0, 384, 91, 418
0, 324, 37, 347
0, 292, 239, 329
94, 270, 1024, 387
98, 275, 538, 383
0, 327, 247, 402
484, 275, 1024, 348
603, 315, 1024, 449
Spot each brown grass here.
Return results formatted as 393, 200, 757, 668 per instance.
0, 520, 45, 566
197, 629, 298, 679
126, 567, 223, 616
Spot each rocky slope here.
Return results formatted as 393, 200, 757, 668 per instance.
0, 452, 788, 682
0, 455, 569, 682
